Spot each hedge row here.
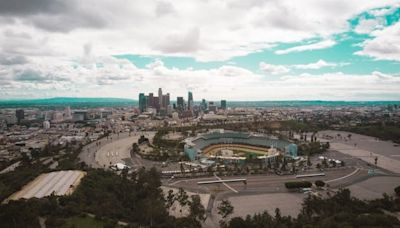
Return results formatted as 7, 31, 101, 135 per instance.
285, 181, 312, 189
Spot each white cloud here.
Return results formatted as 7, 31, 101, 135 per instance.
1, 57, 399, 100
275, 39, 336, 55
354, 18, 383, 34
0, 1, 399, 100
356, 21, 400, 61
155, 0, 175, 17
259, 62, 290, 75
154, 27, 200, 53
368, 4, 399, 17
259, 60, 345, 72
293, 59, 341, 69
0, 0, 397, 61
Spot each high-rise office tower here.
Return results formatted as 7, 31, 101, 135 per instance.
162, 93, 170, 109
148, 93, 154, 108
16, 109, 24, 124
188, 91, 193, 110
139, 93, 147, 112
158, 88, 163, 108
208, 101, 217, 113
177, 97, 184, 111
221, 100, 227, 110
201, 99, 207, 111
166, 93, 170, 106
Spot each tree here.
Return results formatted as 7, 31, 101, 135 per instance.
227, 217, 247, 228
291, 164, 296, 174
218, 200, 234, 227
132, 143, 139, 154
267, 159, 272, 170
281, 157, 288, 171
307, 156, 312, 167
322, 158, 328, 168
176, 188, 189, 213
315, 180, 325, 188
326, 142, 330, 149
175, 217, 201, 228
165, 189, 176, 209
180, 162, 185, 176
218, 200, 234, 219
188, 195, 206, 222
275, 208, 282, 222
224, 188, 400, 228
395, 186, 400, 197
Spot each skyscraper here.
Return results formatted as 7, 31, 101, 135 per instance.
138, 88, 174, 114
162, 93, 170, 108
16, 109, 24, 125
148, 93, 154, 108
139, 93, 147, 112
201, 99, 207, 111
158, 88, 163, 108
221, 100, 227, 110
188, 91, 193, 110
177, 97, 184, 111
208, 101, 217, 113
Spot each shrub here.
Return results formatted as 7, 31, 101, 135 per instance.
315, 180, 325, 187
285, 181, 312, 189
394, 186, 400, 197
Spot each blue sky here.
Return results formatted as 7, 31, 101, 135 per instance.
116, 7, 400, 75
0, 0, 399, 100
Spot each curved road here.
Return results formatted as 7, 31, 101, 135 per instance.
79, 131, 155, 169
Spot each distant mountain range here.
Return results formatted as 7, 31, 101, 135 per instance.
0, 97, 399, 108
0, 97, 137, 108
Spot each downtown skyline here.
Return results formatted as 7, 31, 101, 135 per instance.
0, 1, 400, 101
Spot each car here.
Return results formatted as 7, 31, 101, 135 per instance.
110, 163, 130, 171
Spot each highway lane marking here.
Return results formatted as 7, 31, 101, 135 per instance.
214, 174, 239, 193
169, 177, 218, 186
326, 168, 360, 183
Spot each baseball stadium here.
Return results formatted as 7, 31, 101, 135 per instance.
184, 130, 298, 162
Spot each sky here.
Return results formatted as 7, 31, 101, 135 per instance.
0, 0, 400, 101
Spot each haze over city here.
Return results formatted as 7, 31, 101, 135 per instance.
0, 0, 399, 100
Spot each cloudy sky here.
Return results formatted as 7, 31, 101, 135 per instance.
0, 0, 399, 101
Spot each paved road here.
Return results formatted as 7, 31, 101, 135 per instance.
79, 131, 155, 169
0, 161, 21, 174
166, 167, 362, 195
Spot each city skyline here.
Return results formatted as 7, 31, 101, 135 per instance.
0, 1, 399, 100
